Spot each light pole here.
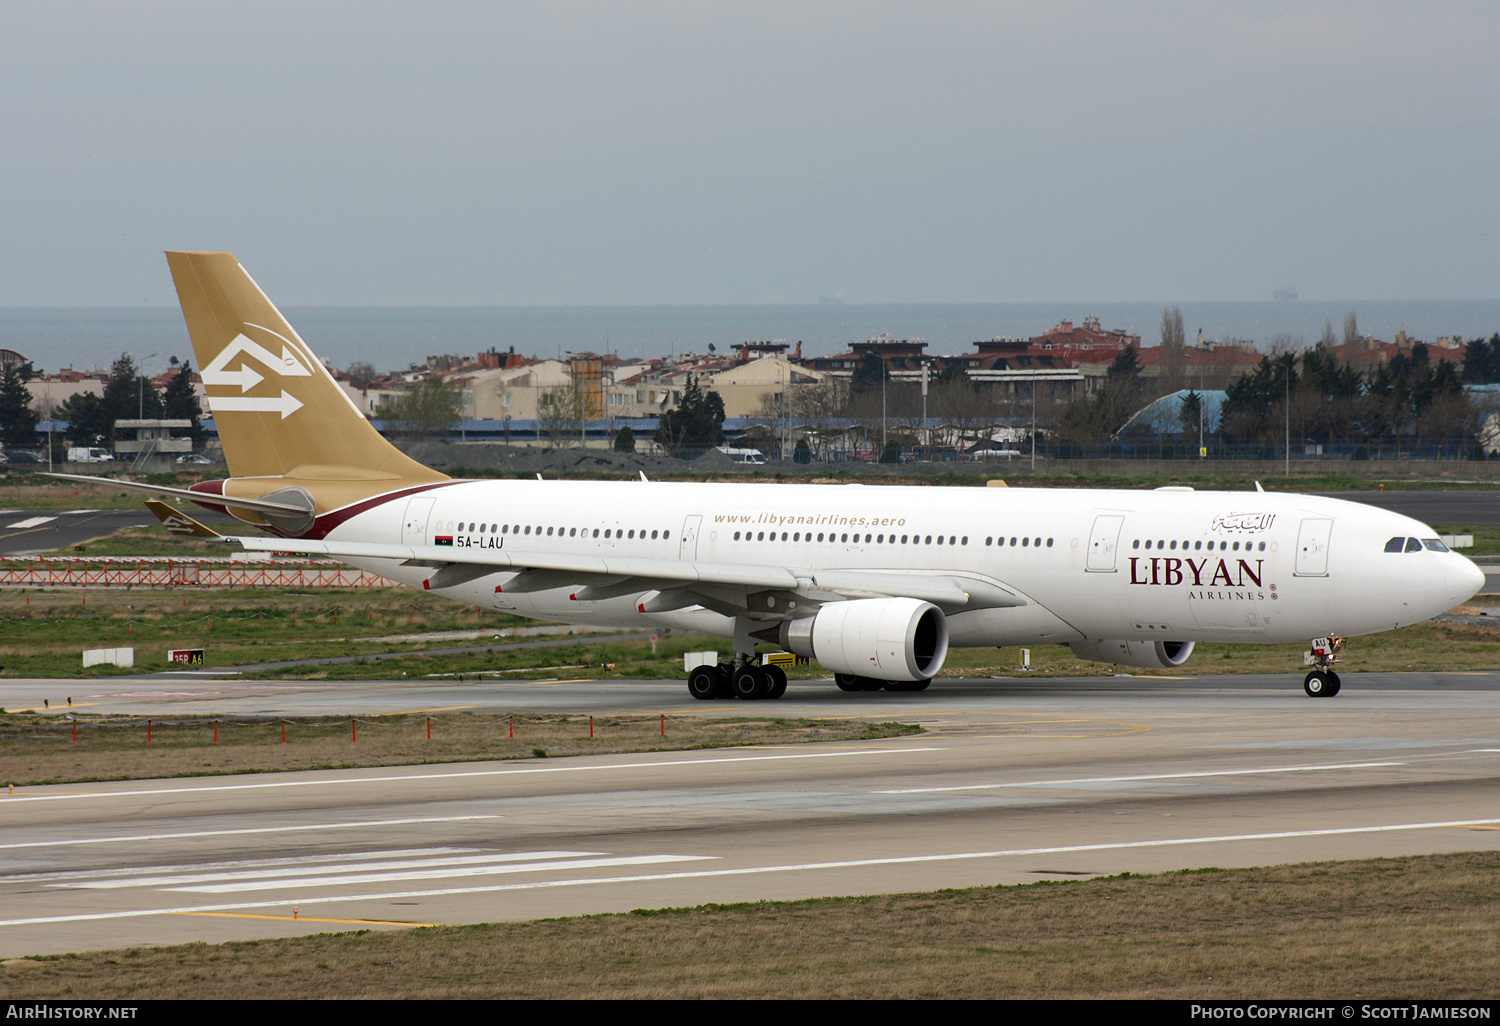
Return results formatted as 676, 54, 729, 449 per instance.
880, 363, 887, 458
921, 360, 929, 454
138, 351, 157, 418
1284, 358, 1291, 478
1030, 378, 1037, 471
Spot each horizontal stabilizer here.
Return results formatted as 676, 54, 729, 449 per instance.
45, 473, 312, 518
144, 500, 222, 539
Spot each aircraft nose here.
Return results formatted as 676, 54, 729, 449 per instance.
1448, 555, 1486, 603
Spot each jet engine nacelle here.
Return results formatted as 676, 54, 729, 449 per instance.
779, 597, 949, 682
1069, 639, 1195, 669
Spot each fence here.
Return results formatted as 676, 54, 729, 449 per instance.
1042, 441, 1486, 462
0, 557, 399, 590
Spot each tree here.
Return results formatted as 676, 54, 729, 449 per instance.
535, 379, 587, 447
1343, 311, 1359, 349
928, 364, 992, 450
161, 360, 204, 447
0, 361, 38, 449
1108, 343, 1141, 380
613, 425, 636, 452
849, 352, 889, 395
654, 375, 725, 452
1463, 333, 1500, 384
1220, 354, 1298, 443
1319, 320, 1337, 349
1178, 390, 1204, 439
1056, 345, 1144, 443
1159, 307, 1185, 389
346, 362, 378, 390
377, 377, 463, 440
99, 353, 162, 429
57, 391, 106, 445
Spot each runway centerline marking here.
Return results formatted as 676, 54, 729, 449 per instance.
0, 815, 502, 850
873, 760, 1406, 793
0, 747, 940, 804
60, 850, 612, 890
5, 816, 1498, 928
165, 854, 712, 894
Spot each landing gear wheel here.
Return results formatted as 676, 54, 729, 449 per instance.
908, 678, 931, 692
733, 665, 769, 700
860, 677, 885, 691
1304, 671, 1330, 697
687, 666, 717, 701
712, 664, 735, 698
765, 665, 788, 699
834, 673, 863, 693
1324, 671, 1341, 697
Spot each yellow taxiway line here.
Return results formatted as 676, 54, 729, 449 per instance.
171, 910, 438, 927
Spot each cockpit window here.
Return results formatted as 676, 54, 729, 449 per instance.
1384, 537, 1404, 553
1423, 538, 1450, 552
1405, 537, 1423, 553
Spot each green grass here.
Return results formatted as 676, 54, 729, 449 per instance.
4, 576, 1498, 681
1432, 524, 1500, 557
0, 712, 923, 786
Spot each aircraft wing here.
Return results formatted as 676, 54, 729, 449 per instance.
220, 535, 1025, 611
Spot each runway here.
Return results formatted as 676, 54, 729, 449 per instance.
1, 673, 1497, 958
0, 508, 238, 557
1313, 490, 1500, 528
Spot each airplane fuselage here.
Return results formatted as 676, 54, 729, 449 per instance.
314, 478, 1481, 649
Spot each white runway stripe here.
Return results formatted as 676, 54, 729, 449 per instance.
5, 816, 1499, 928
7, 848, 482, 884
5, 516, 56, 528
167, 853, 712, 893
0, 747, 937, 804
0, 815, 502, 850
874, 760, 1407, 794
61, 850, 607, 890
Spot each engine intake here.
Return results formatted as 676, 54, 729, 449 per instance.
1068, 639, 1195, 669
779, 597, 949, 681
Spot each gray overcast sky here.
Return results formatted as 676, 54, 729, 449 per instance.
2, 1, 1496, 306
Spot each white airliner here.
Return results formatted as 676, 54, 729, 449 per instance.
59, 253, 1486, 701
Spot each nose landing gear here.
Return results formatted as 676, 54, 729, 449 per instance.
1303, 636, 1344, 697
1303, 670, 1341, 697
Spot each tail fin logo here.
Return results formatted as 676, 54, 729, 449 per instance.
202, 325, 312, 420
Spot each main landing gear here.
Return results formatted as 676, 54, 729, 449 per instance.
1303, 635, 1344, 698
687, 659, 788, 701
834, 673, 931, 693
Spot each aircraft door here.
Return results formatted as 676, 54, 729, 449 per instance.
1294, 518, 1333, 577
1086, 515, 1125, 572
679, 515, 702, 560
402, 496, 436, 546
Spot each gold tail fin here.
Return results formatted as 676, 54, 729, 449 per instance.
165, 252, 446, 495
